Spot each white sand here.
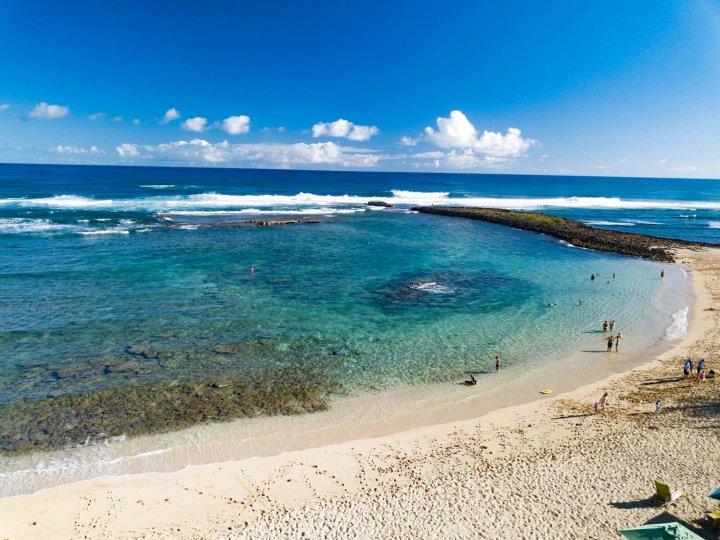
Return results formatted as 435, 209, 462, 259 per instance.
1, 248, 719, 540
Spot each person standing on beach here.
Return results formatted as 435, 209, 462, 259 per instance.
495, 356, 501, 372
683, 358, 692, 377
615, 332, 622, 352
697, 358, 705, 375
594, 391, 609, 413
607, 335, 614, 352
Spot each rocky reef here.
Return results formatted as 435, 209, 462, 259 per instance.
367, 200, 393, 208
244, 219, 322, 226
0, 364, 334, 455
412, 206, 714, 262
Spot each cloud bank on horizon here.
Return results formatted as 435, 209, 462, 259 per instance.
6, 100, 538, 170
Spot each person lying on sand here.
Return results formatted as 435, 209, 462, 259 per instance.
464, 375, 477, 386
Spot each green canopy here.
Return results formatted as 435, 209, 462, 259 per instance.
618, 522, 704, 540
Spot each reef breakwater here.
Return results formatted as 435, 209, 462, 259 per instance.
412, 207, 715, 262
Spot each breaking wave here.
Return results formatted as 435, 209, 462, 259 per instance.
4, 191, 720, 213
584, 220, 633, 226
663, 307, 689, 341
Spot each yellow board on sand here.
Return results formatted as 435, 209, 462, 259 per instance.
539, 389, 553, 394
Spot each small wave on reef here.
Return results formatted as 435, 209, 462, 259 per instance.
409, 281, 454, 294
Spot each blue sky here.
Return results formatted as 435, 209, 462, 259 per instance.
1, 0, 719, 177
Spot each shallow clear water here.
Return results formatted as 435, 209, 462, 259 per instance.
0, 164, 699, 464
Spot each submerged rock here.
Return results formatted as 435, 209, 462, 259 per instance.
0, 365, 337, 456
125, 346, 161, 359
210, 338, 275, 355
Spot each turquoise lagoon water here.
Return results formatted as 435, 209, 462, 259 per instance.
0, 165, 706, 494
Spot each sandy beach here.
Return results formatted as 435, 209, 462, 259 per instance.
1, 247, 719, 540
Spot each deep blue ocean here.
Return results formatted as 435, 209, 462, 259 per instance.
0, 163, 711, 461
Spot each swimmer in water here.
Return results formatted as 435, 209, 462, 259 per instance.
250, 267, 255, 274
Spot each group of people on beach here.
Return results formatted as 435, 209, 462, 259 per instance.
683, 357, 712, 381
602, 320, 622, 352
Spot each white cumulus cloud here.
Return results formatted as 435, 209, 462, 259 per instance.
29, 102, 70, 120
160, 107, 181, 124
181, 117, 208, 132
116, 143, 140, 157
114, 139, 379, 168
312, 118, 379, 141
423, 110, 535, 157
221, 115, 251, 135
88, 112, 106, 122
0, 103, 11, 112
51, 145, 104, 155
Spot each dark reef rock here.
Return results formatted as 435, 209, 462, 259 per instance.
125, 345, 161, 359
367, 200, 393, 208
245, 219, 301, 227
0, 365, 335, 456
412, 206, 715, 262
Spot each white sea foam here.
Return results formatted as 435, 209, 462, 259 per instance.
663, 307, 689, 341
0, 217, 146, 236
163, 208, 365, 217
410, 281, 453, 294
78, 228, 130, 236
0, 218, 78, 234
390, 190, 451, 200
708, 221, 720, 229
584, 220, 633, 226
558, 240, 590, 250
3, 191, 720, 212
140, 184, 176, 189
627, 219, 662, 225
